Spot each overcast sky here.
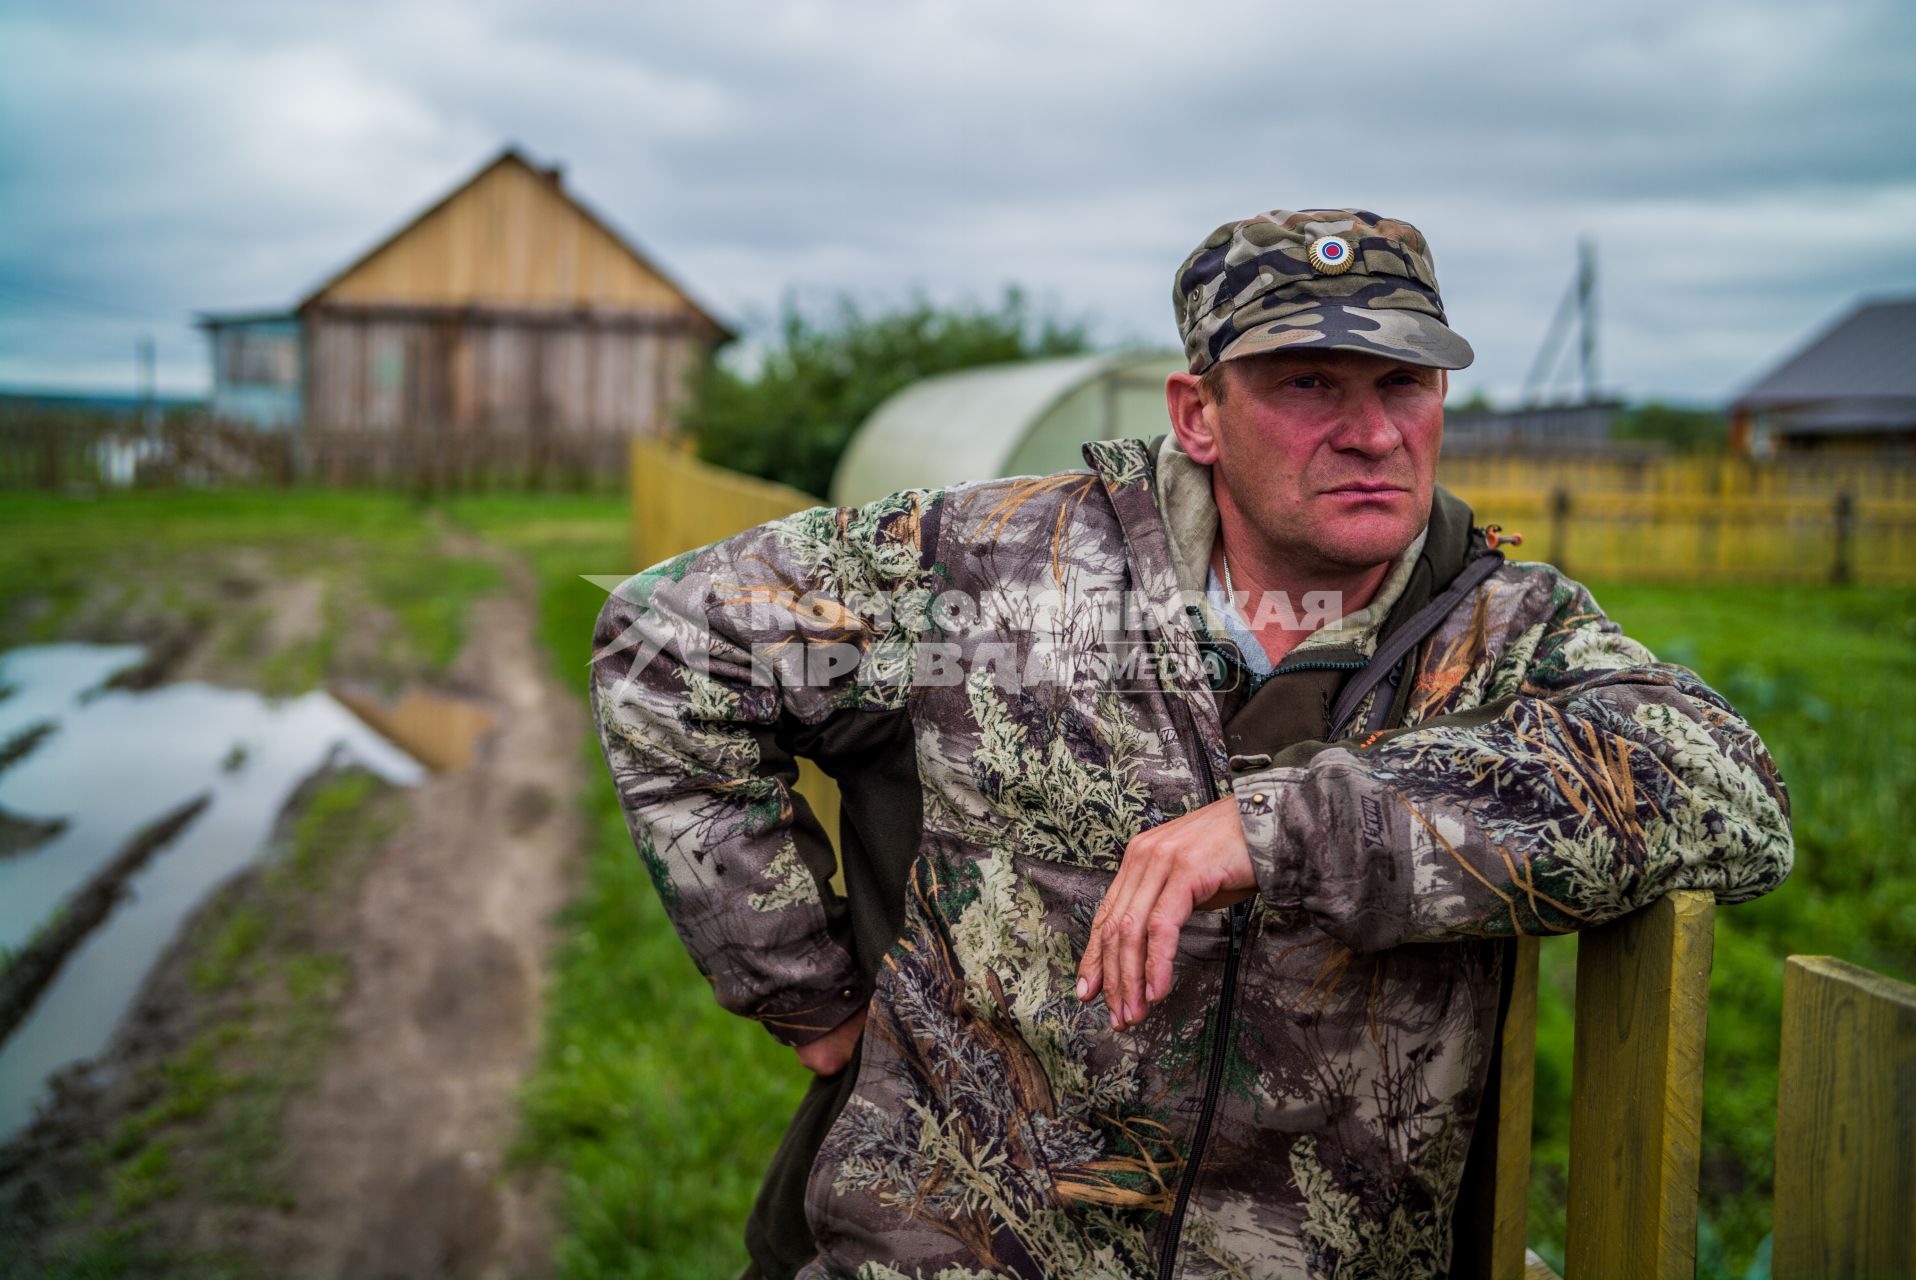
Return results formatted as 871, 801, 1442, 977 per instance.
2, 0, 1912, 405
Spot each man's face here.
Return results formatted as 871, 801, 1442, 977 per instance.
1170, 349, 1446, 575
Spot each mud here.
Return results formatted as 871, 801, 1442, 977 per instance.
0, 543, 583, 1278
251, 560, 582, 1278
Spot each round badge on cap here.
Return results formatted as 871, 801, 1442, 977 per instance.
1308, 235, 1354, 276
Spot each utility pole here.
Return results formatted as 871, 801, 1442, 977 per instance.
1577, 238, 1598, 404
1523, 239, 1603, 407
139, 335, 157, 432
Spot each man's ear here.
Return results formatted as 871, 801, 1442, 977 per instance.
1167, 371, 1221, 465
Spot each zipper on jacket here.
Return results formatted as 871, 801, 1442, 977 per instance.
1156, 897, 1250, 1280
1240, 655, 1367, 700
1268, 657, 1367, 676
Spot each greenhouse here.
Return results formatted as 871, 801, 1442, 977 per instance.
829, 352, 1184, 507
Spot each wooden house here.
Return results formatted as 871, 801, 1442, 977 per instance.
1731, 298, 1916, 458
201, 147, 730, 486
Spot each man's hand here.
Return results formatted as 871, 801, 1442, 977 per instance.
1076, 796, 1257, 1030
794, 1005, 867, 1076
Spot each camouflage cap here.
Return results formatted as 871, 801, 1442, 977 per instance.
1174, 208, 1474, 374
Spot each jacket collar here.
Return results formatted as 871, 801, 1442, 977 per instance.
1080, 436, 1190, 622
1080, 435, 1232, 794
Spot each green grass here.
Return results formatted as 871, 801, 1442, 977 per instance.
448, 494, 807, 1278
368, 552, 504, 674
105, 1139, 181, 1217
189, 904, 267, 993
0, 488, 500, 691
0, 489, 424, 627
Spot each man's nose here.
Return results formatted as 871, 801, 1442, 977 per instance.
1333, 392, 1402, 457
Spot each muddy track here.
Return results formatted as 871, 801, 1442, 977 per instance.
228, 544, 581, 1278
2, 540, 585, 1278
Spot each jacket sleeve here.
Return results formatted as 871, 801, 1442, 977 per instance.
1231, 564, 1794, 953
589, 489, 940, 1046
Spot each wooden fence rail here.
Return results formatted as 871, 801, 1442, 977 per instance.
0, 411, 635, 494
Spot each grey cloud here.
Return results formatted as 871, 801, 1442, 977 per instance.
0, 0, 1910, 402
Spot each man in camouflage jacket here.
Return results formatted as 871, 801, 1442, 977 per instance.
590, 210, 1793, 1279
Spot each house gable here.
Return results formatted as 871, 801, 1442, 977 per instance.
299, 148, 727, 334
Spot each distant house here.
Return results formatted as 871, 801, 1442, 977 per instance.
1731, 298, 1916, 457
199, 147, 730, 480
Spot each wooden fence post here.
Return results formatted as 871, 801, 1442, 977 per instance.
1773, 956, 1916, 1277
1564, 890, 1714, 1279
1831, 491, 1855, 585
1548, 487, 1571, 571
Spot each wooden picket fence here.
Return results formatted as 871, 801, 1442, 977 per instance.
302, 425, 631, 494
627, 436, 824, 574
1459, 898, 1916, 1279
1440, 455, 1916, 584
0, 408, 637, 494
0, 410, 296, 490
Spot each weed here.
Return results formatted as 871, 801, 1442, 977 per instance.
107, 1140, 178, 1215
190, 904, 266, 993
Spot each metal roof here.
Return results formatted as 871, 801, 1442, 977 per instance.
1735, 298, 1916, 409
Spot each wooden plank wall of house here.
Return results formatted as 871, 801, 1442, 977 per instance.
299, 150, 726, 490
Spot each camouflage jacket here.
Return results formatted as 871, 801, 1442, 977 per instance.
589, 436, 1793, 1280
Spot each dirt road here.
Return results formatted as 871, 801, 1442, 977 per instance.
249, 550, 581, 1278
1, 544, 585, 1278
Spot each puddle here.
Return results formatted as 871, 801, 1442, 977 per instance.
329, 684, 497, 773
0, 643, 425, 1140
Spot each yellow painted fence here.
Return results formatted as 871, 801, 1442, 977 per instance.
630, 437, 1916, 586
628, 437, 844, 852
1439, 455, 1916, 584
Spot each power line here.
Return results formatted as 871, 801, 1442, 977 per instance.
0, 277, 173, 321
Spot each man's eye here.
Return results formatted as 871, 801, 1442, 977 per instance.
1288, 375, 1324, 390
